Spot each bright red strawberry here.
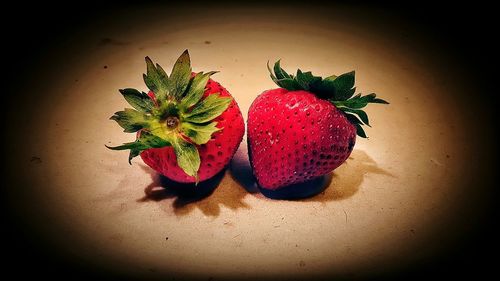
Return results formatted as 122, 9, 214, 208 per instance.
247, 60, 388, 191
107, 50, 245, 183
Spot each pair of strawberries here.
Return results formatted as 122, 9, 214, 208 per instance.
108, 50, 388, 197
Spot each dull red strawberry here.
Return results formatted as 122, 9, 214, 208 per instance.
107, 50, 245, 183
247, 60, 388, 191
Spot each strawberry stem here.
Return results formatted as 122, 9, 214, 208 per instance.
165, 116, 180, 129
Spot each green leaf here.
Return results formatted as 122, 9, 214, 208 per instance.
156, 63, 169, 81
296, 70, 321, 90
106, 132, 171, 151
340, 107, 370, 126
106, 131, 171, 164
106, 141, 146, 164
355, 123, 367, 138
273, 60, 291, 79
333, 93, 383, 110
168, 50, 192, 100
335, 94, 370, 109
119, 88, 155, 112
332, 71, 355, 92
183, 93, 232, 123
172, 136, 200, 180
336, 87, 356, 101
372, 98, 390, 104
143, 73, 155, 92
324, 74, 337, 81
359, 93, 376, 103
344, 113, 366, 137
333, 92, 389, 137
267, 61, 278, 82
344, 112, 363, 125
110, 108, 149, 133
276, 78, 303, 91
106, 141, 148, 151
144, 57, 169, 101
180, 72, 213, 109
342, 100, 366, 109
181, 121, 220, 145
309, 79, 337, 99
342, 114, 367, 138
127, 149, 141, 164
337, 93, 388, 108
296, 69, 305, 88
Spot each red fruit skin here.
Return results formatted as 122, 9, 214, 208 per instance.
247, 89, 356, 190
140, 78, 245, 183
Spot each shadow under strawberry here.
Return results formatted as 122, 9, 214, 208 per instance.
138, 166, 225, 208
259, 173, 334, 200
138, 164, 251, 216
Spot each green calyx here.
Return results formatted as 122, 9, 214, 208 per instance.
268, 60, 389, 138
106, 50, 232, 181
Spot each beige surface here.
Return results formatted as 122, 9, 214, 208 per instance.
10, 6, 491, 280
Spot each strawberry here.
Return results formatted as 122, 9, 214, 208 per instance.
247, 60, 388, 191
107, 50, 245, 183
